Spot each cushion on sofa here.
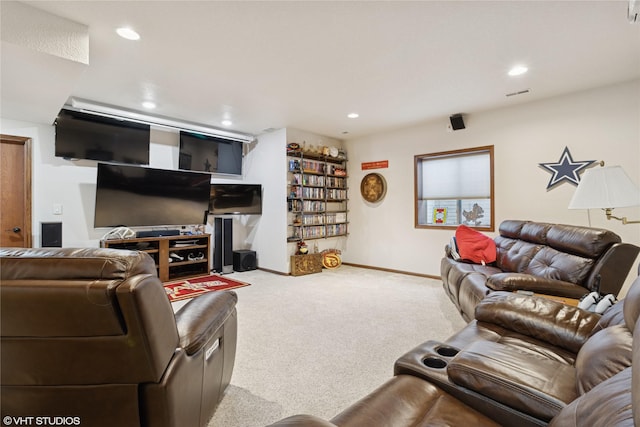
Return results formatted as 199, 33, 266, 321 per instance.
330, 375, 502, 427
548, 367, 633, 427
455, 225, 496, 264
574, 324, 633, 394
447, 340, 578, 421
486, 273, 589, 298
474, 292, 600, 354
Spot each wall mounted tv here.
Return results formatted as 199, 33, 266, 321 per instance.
209, 184, 262, 215
94, 163, 212, 228
55, 109, 150, 164
179, 131, 243, 175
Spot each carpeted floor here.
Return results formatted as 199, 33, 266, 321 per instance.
178, 265, 466, 427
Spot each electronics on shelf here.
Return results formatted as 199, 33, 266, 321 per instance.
136, 229, 181, 238
209, 184, 262, 215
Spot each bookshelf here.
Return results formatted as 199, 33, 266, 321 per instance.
286, 149, 348, 243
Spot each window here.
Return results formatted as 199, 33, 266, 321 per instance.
415, 146, 494, 230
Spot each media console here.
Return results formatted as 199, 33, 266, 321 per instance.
101, 234, 211, 282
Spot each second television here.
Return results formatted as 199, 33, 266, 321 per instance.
179, 131, 243, 175
209, 184, 262, 215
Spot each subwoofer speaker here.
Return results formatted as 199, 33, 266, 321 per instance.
449, 114, 465, 130
41, 222, 62, 247
214, 217, 234, 274
233, 250, 257, 272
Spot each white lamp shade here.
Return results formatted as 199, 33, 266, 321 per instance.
569, 166, 640, 209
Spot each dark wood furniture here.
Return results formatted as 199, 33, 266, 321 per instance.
101, 234, 210, 282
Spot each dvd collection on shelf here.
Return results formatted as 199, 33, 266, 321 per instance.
286, 149, 349, 242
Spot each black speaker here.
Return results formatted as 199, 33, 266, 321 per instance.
41, 222, 62, 247
449, 114, 465, 130
233, 250, 257, 272
214, 217, 233, 274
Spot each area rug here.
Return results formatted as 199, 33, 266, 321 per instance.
164, 274, 250, 302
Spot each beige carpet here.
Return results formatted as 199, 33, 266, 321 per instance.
197, 265, 466, 427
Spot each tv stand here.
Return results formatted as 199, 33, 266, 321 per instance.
101, 234, 211, 282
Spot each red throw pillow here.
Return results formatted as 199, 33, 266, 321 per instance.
455, 225, 497, 264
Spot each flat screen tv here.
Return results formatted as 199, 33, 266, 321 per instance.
94, 163, 212, 228
55, 109, 150, 164
209, 184, 262, 215
179, 131, 243, 175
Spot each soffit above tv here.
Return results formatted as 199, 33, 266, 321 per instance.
64, 97, 256, 144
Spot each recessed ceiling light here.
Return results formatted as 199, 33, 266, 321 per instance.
508, 65, 528, 76
221, 120, 233, 127
142, 101, 156, 109
116, 27, 140, 41
347, 113, 359, 119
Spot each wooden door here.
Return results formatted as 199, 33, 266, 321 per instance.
1, 134, 32, 247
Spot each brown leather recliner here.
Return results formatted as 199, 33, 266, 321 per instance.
0, 247, 238, 427
268, 275, 640, 427
270, 317, 638, 426
395, 282, 640, 425
441, 220, 639, 321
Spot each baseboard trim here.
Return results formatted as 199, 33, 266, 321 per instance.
341, 262, 440, 280
255, 265, 441, 280
257, 267, 289, 276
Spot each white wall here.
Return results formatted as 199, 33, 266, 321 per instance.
2, 80, 639, 285
1, 118, 102, 247
243, 128, 289, 273
344, 80, 640, 291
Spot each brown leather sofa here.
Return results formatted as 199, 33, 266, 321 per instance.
0, 247, 238, 427
441, 219, 639, 321
395, 277, 640, 425
268, 274, 640, 427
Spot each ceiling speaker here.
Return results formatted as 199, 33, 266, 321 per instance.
449, 114, 465, 131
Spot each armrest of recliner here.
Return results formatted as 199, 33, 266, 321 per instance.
447, 340, 578, 422
267, 415, 337, 427
486, 273, 588, 298
174, 291, 238, 355
474, 292, 600, 353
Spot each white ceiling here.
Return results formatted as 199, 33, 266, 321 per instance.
4, 0, 640, 140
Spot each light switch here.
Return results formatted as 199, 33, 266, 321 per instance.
53, 204, 63, 215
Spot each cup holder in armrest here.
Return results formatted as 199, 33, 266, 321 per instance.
435, 346, 459, 358
422, 357, 447, 369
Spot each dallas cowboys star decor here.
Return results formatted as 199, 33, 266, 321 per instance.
539, 146, 595, 190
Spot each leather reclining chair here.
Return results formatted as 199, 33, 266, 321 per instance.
394, 279, 640, 426
269, 274, 640, 426
0, 248, 238, 427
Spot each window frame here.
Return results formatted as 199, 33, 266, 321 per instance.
414, 145, 495, 231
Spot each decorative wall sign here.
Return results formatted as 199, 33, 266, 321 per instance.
539, 146, 595, 190
362, 160, 389, 170
360, 173, 387, 203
